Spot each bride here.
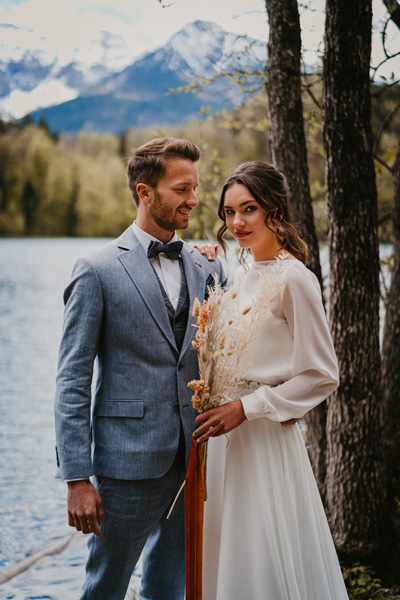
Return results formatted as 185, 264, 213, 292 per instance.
193, 161, 349, 599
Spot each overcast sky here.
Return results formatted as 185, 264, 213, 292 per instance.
0, 0, 398, 77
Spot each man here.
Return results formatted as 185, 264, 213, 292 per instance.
54, 137, 225, 600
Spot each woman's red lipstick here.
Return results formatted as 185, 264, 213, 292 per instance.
235, 231, 251, 238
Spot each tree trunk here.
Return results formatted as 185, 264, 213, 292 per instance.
21, 181, 38, 236
323, 0, 384, 562
264, 0, 327, 501
264, 0, 323, 286
381, 139, 400, 578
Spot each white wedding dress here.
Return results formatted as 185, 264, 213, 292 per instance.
202, 259, 349, 600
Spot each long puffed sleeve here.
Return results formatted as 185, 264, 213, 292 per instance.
240, 262, 339, 422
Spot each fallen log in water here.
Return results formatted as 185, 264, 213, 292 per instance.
0, 532, 77, 584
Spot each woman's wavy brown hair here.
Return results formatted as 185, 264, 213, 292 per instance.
217, 161, 308, 265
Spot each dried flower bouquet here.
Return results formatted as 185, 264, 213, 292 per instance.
183, 258, 286, 600
168, 258, 285, 522
188, 257, 285, 414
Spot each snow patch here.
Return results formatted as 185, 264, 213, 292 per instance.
0, 80, 78, 119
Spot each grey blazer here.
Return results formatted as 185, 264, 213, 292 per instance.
54, 226, 224, 481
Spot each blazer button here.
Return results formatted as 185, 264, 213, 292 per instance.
178, 363, 184, 371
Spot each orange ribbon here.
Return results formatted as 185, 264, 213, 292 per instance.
185, 437, 205, 600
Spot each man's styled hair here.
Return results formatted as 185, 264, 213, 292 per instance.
127, 137, 201, 206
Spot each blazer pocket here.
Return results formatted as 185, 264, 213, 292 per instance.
94, 400, 144, 418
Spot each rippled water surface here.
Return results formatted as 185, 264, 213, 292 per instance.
0, 238, 140, 599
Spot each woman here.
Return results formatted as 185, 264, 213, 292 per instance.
193, 161, 348, 599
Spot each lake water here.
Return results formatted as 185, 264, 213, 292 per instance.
0, 237, 243, 600
0, 237, 391, 599
0, 238, 143, 599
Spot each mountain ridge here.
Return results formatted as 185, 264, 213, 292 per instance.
0, 20, 266, 134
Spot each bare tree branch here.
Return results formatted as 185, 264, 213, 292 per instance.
374, 153, 395, 174
371, 50, 400, 76
373, 99, 400, 154
302, 81, 322, 109
372, 79, 400, 98
381, 0, 400, 29
382, 15, 392, 58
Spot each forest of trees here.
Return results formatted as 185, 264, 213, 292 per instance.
0, 82, 397, 243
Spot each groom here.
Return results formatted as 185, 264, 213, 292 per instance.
54, 137, 224, 600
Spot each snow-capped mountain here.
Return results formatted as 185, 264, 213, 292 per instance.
0, 20, 266, 133
0, 23, 138, 118
150, 20, 264, 84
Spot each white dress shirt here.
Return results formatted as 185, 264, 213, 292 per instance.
132, 222, 182, 310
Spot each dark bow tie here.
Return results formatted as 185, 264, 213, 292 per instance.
147, 240, 183, 260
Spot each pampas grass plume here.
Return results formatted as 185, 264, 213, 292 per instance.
188, 256, 285, 413
200, 346, 207, 363
192, 297, 201, 317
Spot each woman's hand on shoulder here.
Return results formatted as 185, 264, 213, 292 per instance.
193, 400, 246, 443
189, 242, 219, 261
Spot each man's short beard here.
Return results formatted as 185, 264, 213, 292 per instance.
149, 188, 189, 231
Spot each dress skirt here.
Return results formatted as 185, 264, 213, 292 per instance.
202, 383, 348, 600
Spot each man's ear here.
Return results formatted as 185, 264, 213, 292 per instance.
136, 183, 153, 205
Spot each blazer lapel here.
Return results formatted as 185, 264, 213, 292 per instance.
179, 243, 207, 358
117, 227, 178, 352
